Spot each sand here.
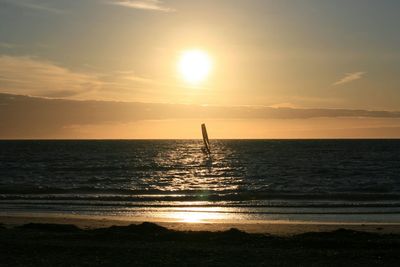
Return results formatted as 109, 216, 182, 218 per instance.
2, 214, 400, 266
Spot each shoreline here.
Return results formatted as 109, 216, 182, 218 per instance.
2, 213, 400, 236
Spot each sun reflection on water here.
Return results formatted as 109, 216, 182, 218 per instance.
147, 140, 244, 194
134, 141, 246, 223
158, 207, 231, 223
173, 212, 224, 223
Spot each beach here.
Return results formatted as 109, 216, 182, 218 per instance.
1, 214, 400, 266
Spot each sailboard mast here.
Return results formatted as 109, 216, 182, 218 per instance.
201, 123, 211, 154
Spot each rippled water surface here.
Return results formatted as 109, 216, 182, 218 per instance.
1, 140, 400, 223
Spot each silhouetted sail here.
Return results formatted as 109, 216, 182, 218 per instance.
201, 123, 211, 154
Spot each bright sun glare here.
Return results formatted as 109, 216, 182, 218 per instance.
178, 49, 212, 85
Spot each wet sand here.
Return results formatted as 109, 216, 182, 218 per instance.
2, 213, 400, 235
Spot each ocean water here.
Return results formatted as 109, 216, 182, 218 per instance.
1, 140, 400, 223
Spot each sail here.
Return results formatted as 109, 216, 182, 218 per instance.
201, 123, 211, 154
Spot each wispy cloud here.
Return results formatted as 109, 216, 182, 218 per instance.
0, 42, 19, 49
269, 102, 298, 109
0, 55, 171, 100
0, 55, 101, 98
333, 71, 366, 86
109, 0, 175, 12
1, 0, 63, 13
113, 70, 158, 84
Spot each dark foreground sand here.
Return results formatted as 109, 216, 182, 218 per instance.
1, 215, 400, 266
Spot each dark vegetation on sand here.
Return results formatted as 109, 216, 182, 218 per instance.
1, 222, 400, 266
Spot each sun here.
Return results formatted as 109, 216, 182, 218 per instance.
178, 49, 212, 85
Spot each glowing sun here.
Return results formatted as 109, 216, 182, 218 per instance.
178, 49, 212, 84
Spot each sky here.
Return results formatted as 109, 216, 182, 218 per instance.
0, 0, 400, 139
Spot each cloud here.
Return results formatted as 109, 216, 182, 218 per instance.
0, 55, 176, 101
0, 42, 19, 49
109, 0, 175, 12
0, 55, 102, 98
1, 0, 63, 13
1, 93, 400, 138
2, 93, 400, 123
113, 70, 158, 84
333, 71, 366, 86
269, 102, 298, 109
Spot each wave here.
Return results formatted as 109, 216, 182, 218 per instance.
2, 186, 400, 200
2, 193, 400, 207
2, 200, 400, 208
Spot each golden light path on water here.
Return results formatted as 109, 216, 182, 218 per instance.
164, 207, 229, 223
146, 207, 235, 223
124, 141, 244, 224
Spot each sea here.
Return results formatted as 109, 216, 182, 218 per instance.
1, 140, 400, 224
